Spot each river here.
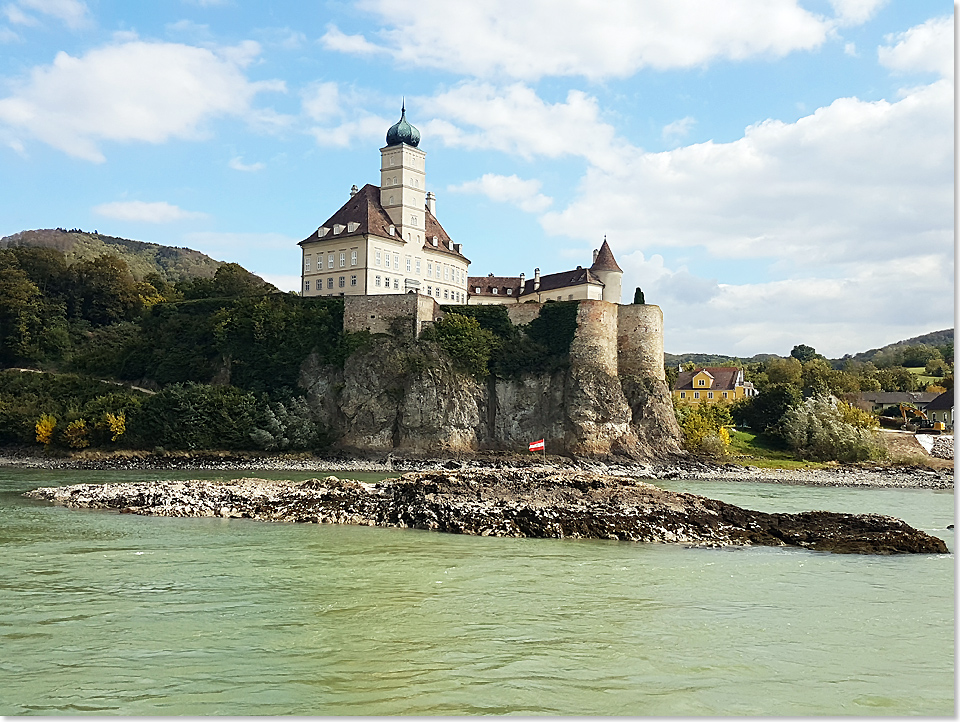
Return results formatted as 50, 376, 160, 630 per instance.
0, 468, 953, 716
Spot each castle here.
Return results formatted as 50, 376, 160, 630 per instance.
298, 106, 664, 382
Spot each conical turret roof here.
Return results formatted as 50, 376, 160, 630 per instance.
590, 238, 622, 273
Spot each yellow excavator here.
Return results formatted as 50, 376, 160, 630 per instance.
898, 403, 945, 434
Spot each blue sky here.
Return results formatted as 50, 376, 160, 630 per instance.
0, 0, 953, 357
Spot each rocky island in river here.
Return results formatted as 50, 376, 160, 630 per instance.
25, 468, 947, 555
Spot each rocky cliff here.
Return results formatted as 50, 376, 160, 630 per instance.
300, 304, 682, 461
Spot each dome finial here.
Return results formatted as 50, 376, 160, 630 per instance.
386, 102, 420, 147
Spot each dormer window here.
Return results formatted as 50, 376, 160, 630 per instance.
698, 379, 705, 386
347, 222, 359, 233
333, 224, 344, 235
475, 287, 481, 293
506, 288, 512, 295
318, 227, 330, 238
388, 225, 395, 236
492, 288, 498, 294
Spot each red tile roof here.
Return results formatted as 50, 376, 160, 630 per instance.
674, 367, 742, 391
468, 275, 522, 297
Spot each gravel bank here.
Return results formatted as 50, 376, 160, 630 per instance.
0, 448, 952, 489
24, 469, 948, 555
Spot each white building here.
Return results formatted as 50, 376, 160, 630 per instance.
299, 105, 470, 303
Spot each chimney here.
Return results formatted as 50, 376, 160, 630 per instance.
592, 248, 599, 263
533, 267, 540, 292
519, 272, 525, 288
426, 191, 436, 216
432, 236, 439, 247
350, 184, 359, 197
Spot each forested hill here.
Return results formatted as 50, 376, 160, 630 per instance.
1, 228, 230, 284
666, 329, 954, 368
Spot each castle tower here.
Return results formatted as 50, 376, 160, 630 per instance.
380, 103, 427, 244
590, 237, 623, 304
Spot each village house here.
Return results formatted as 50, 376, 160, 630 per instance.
924, 391, 954, 429
673, 367, 757, 404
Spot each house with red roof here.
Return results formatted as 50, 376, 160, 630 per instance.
673, 367, 758, 404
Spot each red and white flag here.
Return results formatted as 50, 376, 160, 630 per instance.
528, 439, 545, 452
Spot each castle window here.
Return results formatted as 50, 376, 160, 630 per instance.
304, 280, 310, 291
376, 276, 381, 287
506, 288, 512, 295
414, 178, 418, 188
723, 392, 728, 398
350, 275, 357, 286
327, 254, 334, 269
389, 195, 394, 205
444, 289, 448, 300
384, 276, 389, 287
375, 249, 381, 266
393, 254, 399, 270
680, 392, 686, 399
427, 262, 433, 277
351, 250, 357, 265
338, 276, 345, 288
698, 379, 705, 386
304, 256, 311, 271
393, 278, 399, 289
435, 287, 440, 297
475, 287, 480, 294
708, 392, 714, 399
339, 252, 346, 268
444, 266, 450, 280
406, 257, 411, 272
427, 285, 432, 295
492, 288, 498, 294
327, 278, 333, 289
694, 392, 700, 399
415, 258, 421, 273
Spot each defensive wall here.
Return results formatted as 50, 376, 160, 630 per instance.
342, 294, 665, 379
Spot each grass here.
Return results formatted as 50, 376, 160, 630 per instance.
904, 366, 944, 387
725, 429, 829, 470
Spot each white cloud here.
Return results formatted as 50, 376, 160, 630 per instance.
93, 201, 207, 223
828, 0, 887, 26
259, 273, 301, 292
330, 0, 834, 80
6, 0, 89, 28
843, 42, 858, 57
301, 81, 392, 147
662, 116, 696, 143
228, 156, 265, 172
448, 174, 553, 213
423, 82, 626, 171
0, 24, 21, 41
0, 39, 285, 161
878, 16, 954, 79
319, 24, 386, 56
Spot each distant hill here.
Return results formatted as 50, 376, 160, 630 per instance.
845, 329, 954, 362
663, 352, 779, 368
666, 329, 954, 369
1, 228, 229, 284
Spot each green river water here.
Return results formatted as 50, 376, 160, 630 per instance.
0, 468, 954, 716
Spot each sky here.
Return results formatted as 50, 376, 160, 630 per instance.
0, 0, 953, 358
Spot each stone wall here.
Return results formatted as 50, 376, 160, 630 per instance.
570, 300, 619, 377
343, 293, 440, 338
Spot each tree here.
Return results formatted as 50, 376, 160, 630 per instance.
633, 287, 645, 304
731, 383, 802, 435
790, 344, 820, 363
782, 395, 885, 462
422, 313, 497, 377
70, 254, 141, 325
762, 357, 802, 389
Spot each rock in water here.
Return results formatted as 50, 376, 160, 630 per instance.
24, 470, 948, 555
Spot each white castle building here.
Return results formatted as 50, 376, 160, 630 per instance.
299, 106, 623, 305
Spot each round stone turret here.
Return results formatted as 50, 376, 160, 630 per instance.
385, 103, 420, 147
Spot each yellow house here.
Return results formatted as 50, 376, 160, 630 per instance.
673, 367, 757, 404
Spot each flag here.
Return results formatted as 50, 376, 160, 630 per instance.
528, 439, 544, 452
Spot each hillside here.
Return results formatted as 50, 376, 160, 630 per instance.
667, 329, 954, 367
1, 228, 227, 284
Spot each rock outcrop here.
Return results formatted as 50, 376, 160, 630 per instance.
300, 302, 683, 461
25, 470, 948, 555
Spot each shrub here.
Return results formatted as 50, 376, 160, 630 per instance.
63, 419, 90, 449
781, 395, 886, 462
675, 401, 732, 457
35, 414, 56, 445
421, 313, 498, 378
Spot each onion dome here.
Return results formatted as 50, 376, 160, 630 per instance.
385, 102, 420, 147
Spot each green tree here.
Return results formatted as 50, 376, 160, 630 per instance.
731, 383, 802, 435
782, 395, 886, 462
633, 287, 645, 304
422, 313, 497, 378
790, 344, 820, 363
70, 254, 141, 325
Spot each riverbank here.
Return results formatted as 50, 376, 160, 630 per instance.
0, 446, 952, 489
24, 469, 948, 555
